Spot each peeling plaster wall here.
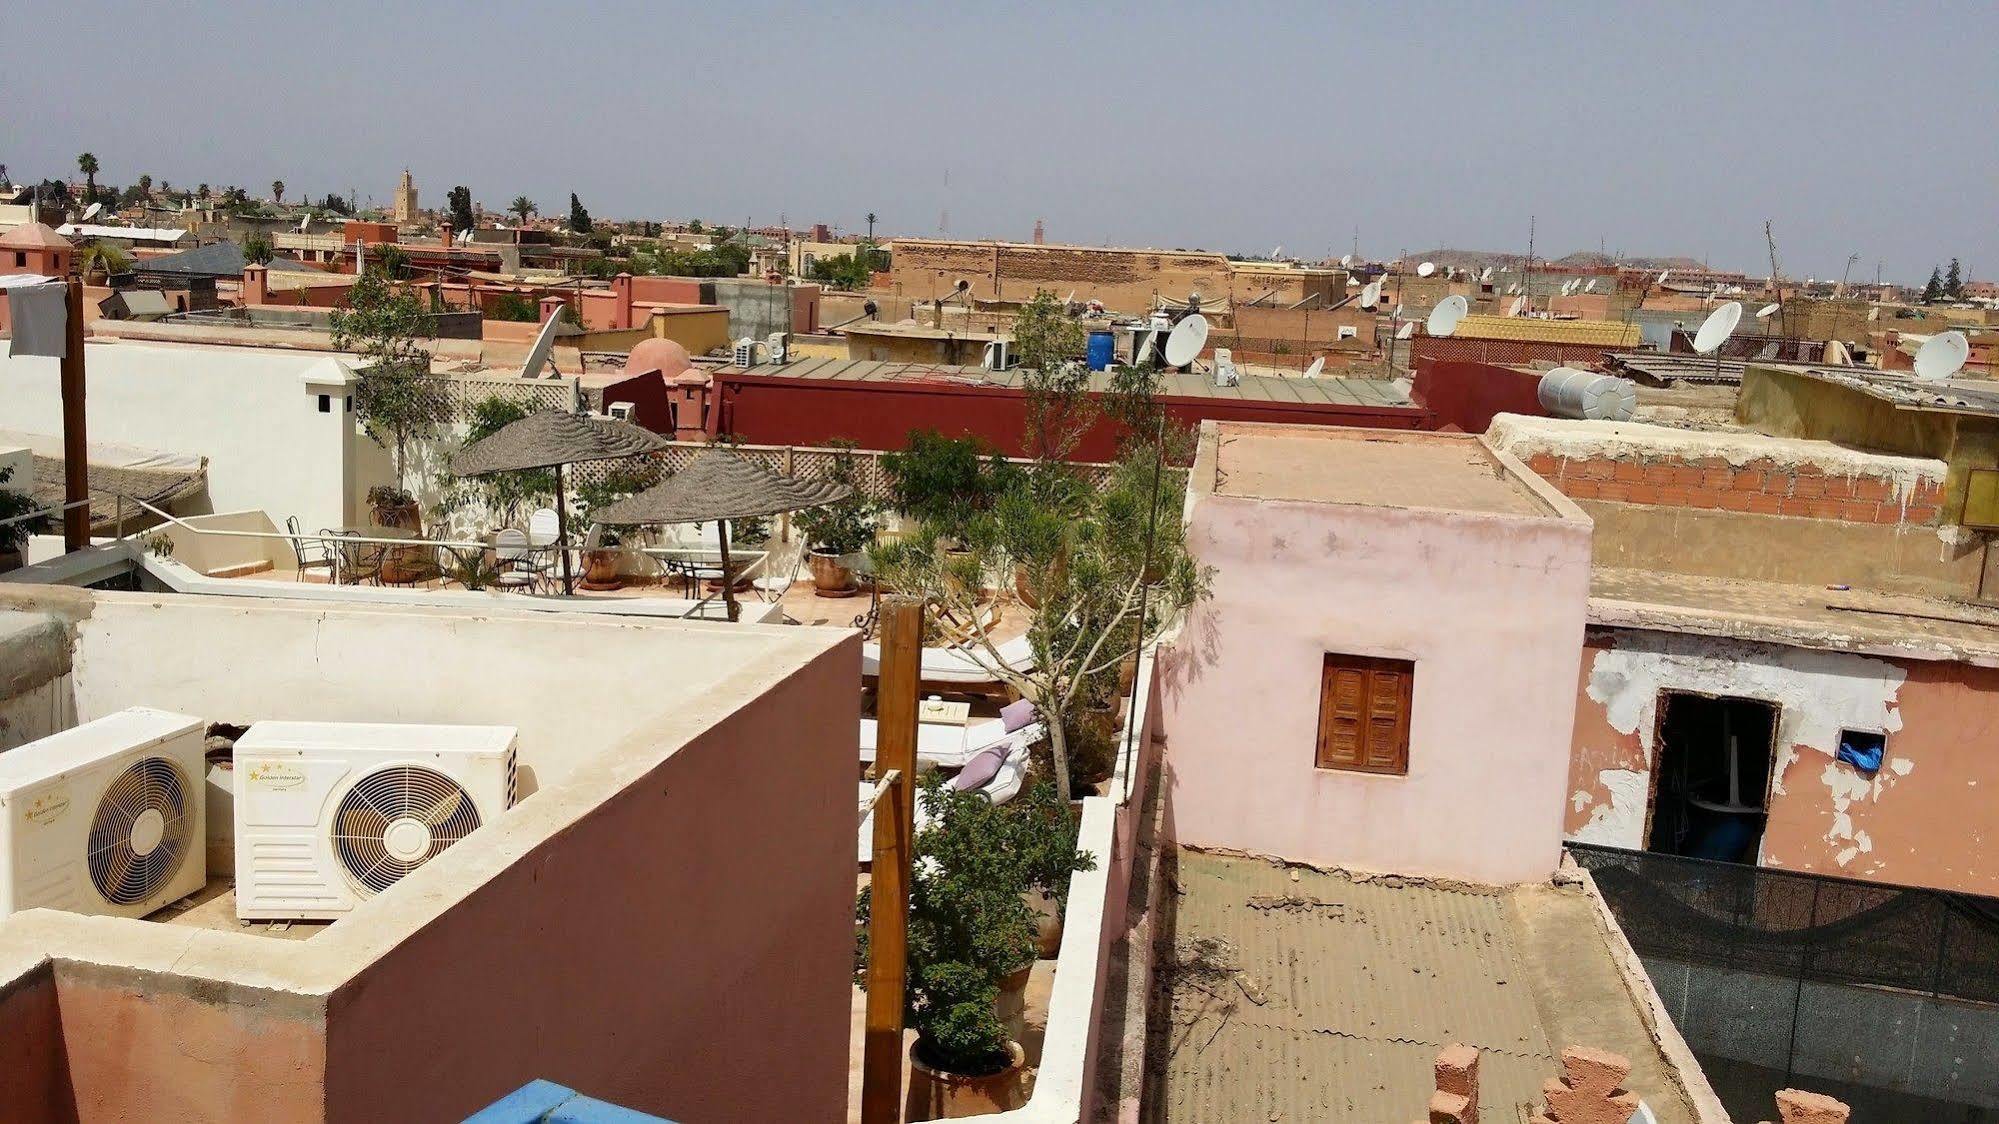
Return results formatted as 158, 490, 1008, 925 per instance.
1567, 628, 1999, 896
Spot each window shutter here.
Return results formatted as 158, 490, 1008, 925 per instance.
1317, 654, 1412, 775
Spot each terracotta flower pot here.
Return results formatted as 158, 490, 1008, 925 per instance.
905, 1039, 1027, 1121
1028, 890, 1063, 959
995, 961, 1033, 1042
808, 549, 856, 596
580, 548, 624, 591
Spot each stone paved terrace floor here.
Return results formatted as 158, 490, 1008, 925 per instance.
1144, 849, 1701, 1124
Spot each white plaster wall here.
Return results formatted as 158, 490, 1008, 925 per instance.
1570, 632, 1908, 863
0, 343, 364, 532
65, 593, 838, 788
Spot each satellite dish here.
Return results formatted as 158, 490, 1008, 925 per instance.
1417, 261, 1436, 277
1392, 303, 1405, 318
1162, 313, 1210, 368
1584, 278, 1599, 293
1692, 300, 1744, 354
299, 213, 312, 233
1507, 283, 1521, 295
80, 202, 102, 222
1913, 331, 1970, 381
1426, 294, 1469, 337
1867, 306, 1880, 321
1507, 295, 1527, 317
1338, 253, 1353, 268
1756, 303, 1779, 319
518, 308, 567, 378
1301, 357, 1325, 379
1480, 266, 1494, 283
1824, 339, 1851, 365
1395, 321, 1414, 339
1360, 280, 1383, 308
1656, 270, 1670, 285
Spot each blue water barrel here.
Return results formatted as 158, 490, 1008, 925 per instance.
1086, 330, 1116, 371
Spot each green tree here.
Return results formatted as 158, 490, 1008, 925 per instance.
510, 195, 536, 224
490, 292, 540, 322
446, 185, 475, 233
806, 246, 874, 290
567, 192, 592, 233
872, 294, 1208, 801
1945, 258, 1964, 300
433, 396, 555, 528
77, 242, 132, 282
76, 153, 99, 201
331, 264, 439, 495
1923, 266, 1944, 304
687, 218, 703, 233
197, 183, 210, 201
318, 192, 352, 216
137, 173, 151, 195
242, 232, 273, 265
271, 179, 285, 205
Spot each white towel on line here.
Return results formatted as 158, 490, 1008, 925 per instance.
7, 283, 67, 359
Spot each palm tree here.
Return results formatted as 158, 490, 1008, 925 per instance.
197, 183, 210, 201
78, 242, 131, 283
77, 152, 99, 202
137, 173, 152, 196
271, 179, 285, 205
509, 196, 536, 224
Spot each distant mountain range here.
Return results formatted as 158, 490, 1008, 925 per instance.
1402, 248, 1715, 273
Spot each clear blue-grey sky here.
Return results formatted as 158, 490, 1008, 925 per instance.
2, 1, 1993, 284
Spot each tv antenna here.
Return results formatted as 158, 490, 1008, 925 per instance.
1912, 331, 1970, 382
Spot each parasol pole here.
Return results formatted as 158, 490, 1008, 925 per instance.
554, 463, 575, 595
718, 517, 738, 622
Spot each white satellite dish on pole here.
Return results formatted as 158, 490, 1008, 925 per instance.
1395, 321, 1415, 339
1162, 313, 1210, 368
299, 213, 312, 233
1756, 303, 1780, 319
1427, 294, 1469, 337
1339, 253, 1353, 268
1360, 279, 1383, 309
1417, 261, 1436, 277
1913, 331, 1970, 382
79, 202, 102, 222
1584, 278, 1599, 293
519, 309, 567, 378
1507, 295, 1527, 317
1301, 356, 1325, 379
1392, 303, 1404, 319
1656, 269, 1670, 286
1507, 282, 1520, 295
1480, 266, 1494, 283
1693, 300, 1743, 354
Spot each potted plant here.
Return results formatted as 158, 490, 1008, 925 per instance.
571, 464, 659, 593
0, 466, 37, 573
795, 443, 879, 596
367, 484, 420, 530
855, 776, 1094, 1119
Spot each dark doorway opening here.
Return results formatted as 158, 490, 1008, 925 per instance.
1648, 692, 1776, 863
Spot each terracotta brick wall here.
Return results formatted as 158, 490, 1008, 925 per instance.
1520, 451, 1944, 526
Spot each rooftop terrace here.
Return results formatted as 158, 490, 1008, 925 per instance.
1210, 423, 1559, 516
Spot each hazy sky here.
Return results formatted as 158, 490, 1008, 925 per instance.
3, 1, 1993, 284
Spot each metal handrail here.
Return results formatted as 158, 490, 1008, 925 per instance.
124, 496, 490, 551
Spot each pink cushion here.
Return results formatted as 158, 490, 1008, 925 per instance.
953, 746, 1008, 790
1000, 699, 1038, 733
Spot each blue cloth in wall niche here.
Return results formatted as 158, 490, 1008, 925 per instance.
1836, 732, 1885, 775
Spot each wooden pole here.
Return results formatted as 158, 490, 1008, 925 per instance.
718, 517, 738, 622
861, 596, 923, 1124
554, 463, 574, 595
60, 278, 89, 552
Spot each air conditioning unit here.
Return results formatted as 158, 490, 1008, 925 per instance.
765, 331, 790, 364
605, 401, 635, 422
0, 707, 208, 920
732, 337, 758, 368
982, 339, 1013, 371
234, 721, 518, 921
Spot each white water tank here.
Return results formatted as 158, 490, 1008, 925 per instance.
1538, 367, 1636, 422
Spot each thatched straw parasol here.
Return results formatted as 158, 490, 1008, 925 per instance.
591, 449, 851, 621
451, 411, 667, 594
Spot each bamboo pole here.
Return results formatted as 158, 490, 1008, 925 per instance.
861, 596, 923, 1124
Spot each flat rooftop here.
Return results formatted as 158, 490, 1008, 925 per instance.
733, 357, 1415, 410
1211, 424, 1552, 516
1146, 850, 1702, 1123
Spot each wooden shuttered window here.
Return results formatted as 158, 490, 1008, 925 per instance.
1315, 654, 1413, 775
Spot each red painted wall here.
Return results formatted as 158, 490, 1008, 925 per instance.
600, 372, 672, 432
1411, 359, 1548, 433
710, 374, 1427, 458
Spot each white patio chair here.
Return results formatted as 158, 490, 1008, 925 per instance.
493, 528, 543, 593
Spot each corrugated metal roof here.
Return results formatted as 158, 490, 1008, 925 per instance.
734, 358, 1412, 409
1453, 315, 1641, 347
1147, 851, 1698, 1124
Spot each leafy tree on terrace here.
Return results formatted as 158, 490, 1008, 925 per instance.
331, 262, 439, 496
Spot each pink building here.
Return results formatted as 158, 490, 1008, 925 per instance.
1161, 422, 1593, 884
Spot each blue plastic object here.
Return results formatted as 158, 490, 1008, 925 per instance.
465, 1081, 677, 1124
1837, 732, 1885, 775
1086, 330, 1116, 370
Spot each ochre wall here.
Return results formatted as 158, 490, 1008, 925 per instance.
889, 240, 1234, 315
1566, 629, 1999, 897
320, 640, 859, 1124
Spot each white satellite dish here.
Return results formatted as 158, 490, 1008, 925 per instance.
1507, 283, 1521, 295
1507, 295, 1527, 317
1392, 303, 1405, 319
1395, 321, 1415, 339
1417, 261, 1436, 277
1360, 280, 1383, 309
1162, 313, 1210, 368
1301, 357, 1325, 379
1480, 266, 1494, 283
1656, 270, 1670, 285
299, 213, 312, 233
1692, 300, 1744, 354
80, 202, 102, 222
1912, 331, 1970, 382
518, 308, 567, 379
1426, 294, 1469, 337
1824, 339, 1851, 365
1755, 303, 1779, 319
1338, 254, 1353, 268
1584, 278, 1599, 293
1866, 306, 1880, 321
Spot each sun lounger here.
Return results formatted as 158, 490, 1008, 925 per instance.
859, 633, 1035, 685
